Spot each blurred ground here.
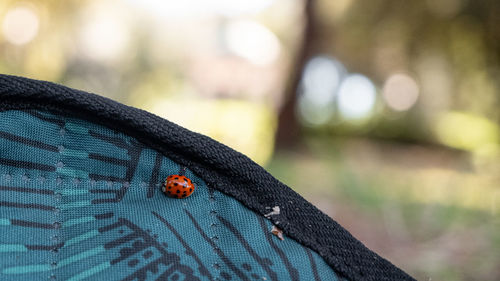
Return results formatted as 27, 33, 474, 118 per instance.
268, 138, 500, 280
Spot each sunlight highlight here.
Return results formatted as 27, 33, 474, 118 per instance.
2, 5, 39, 45
297, 56, 345, 126
146, 98, 276, 166
337, 74, 377, 120
79, 4, 130, 62
435, 111, 499, 151
225, 20, 281, 66
382, 73, 420, 111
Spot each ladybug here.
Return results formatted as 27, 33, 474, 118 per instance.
162, 175, 195, 199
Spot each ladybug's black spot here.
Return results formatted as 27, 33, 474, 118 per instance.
189, 188, 193, 192
176, 190, 180, 194
174, 183, 178, 186
184, 178, 188, 182
168, 186, 171, 189
182, 194, 187, 198
175, 177, 179, 180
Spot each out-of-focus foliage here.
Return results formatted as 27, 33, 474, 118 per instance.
304, 0, 500, 149
1, 0, 499, 280
290, 2, 500, 279
0, 0, 303, 165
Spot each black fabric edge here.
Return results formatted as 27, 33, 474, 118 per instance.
0, 74, 414, 281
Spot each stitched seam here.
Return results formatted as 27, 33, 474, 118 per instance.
49, 116, 66, 279
209, 187, 220, 281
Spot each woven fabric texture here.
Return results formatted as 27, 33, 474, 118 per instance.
0, 74, 414, 281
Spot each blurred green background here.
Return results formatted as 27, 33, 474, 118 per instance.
0, 0, 498, 279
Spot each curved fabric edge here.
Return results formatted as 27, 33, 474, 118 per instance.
0, 74, 414, 281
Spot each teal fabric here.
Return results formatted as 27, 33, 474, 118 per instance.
0, 110, 342, 281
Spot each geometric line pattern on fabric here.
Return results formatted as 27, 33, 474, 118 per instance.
0, 109, 342, 281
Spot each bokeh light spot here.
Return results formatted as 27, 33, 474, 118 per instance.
297, 56, 345, 126
79, 5, 130, 62
301, 56, 344, 106
225, 20, 281, 66
382, 73, 420, 111
337, 74, 377, 120
2, 5, 39, 45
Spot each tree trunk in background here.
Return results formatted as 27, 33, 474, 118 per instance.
275, 0, 315, 148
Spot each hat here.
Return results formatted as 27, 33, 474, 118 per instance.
0, 74, 413, 280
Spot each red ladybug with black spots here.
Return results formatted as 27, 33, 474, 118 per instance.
162, 175, 195, 198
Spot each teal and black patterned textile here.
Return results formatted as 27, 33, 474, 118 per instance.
0, 109, 340, 280
0, 74, 414, 281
